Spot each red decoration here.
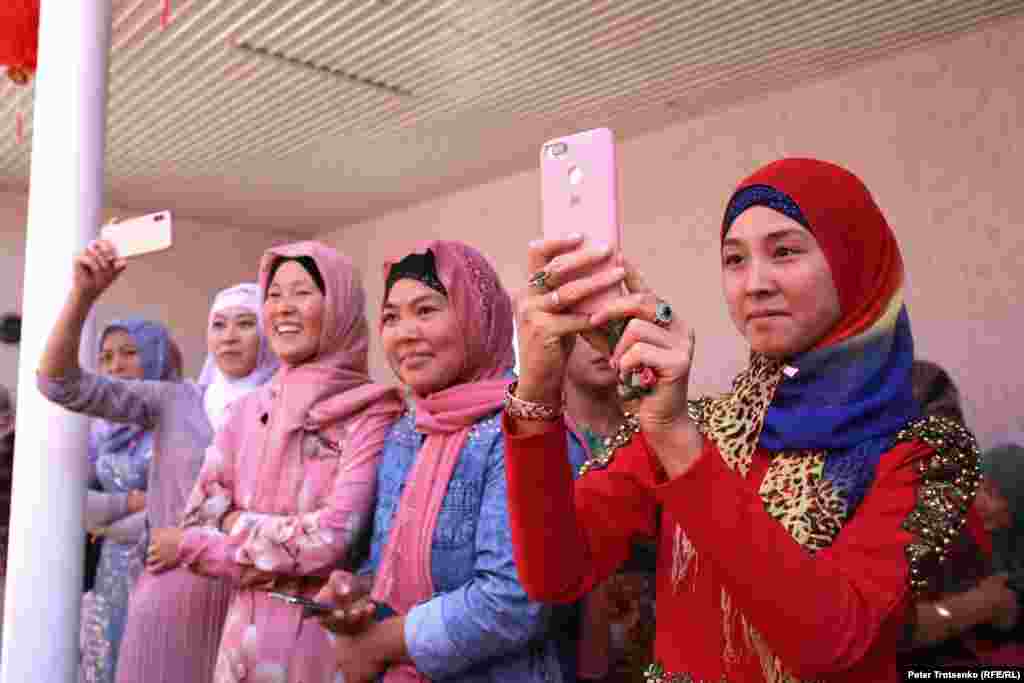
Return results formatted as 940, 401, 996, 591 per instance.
0, 0, 40, 86
161, 0, 172, 30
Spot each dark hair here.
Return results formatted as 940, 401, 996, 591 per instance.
384, 250, 448, 301
266, 256, 326, 296
911, 360, 964, 423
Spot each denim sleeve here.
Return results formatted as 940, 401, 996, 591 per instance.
404, 435, 550, 679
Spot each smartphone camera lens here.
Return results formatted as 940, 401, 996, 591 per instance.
546, 142, 568, 159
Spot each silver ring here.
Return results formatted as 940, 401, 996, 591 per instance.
528, 270, 550, 292
549, 290, 561, 309
654, 299, 673, 328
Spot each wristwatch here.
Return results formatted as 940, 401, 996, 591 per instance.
934, 602, 955, 640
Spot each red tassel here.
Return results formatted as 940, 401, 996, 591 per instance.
160, 0, 171, 29
15, 111, 24, 145
0, 0, 41, 81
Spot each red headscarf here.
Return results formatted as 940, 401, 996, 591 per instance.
723, 158, 904, 348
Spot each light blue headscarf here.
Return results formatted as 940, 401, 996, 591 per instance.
90, 318, 179, 466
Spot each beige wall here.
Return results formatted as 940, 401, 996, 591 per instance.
319, 16, 1024, 449
0, 189, 305, 393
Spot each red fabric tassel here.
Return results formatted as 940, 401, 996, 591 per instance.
0, 0, 41, 83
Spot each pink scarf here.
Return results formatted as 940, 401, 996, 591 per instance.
371, 241, 515, 683
253, 241, 404, 514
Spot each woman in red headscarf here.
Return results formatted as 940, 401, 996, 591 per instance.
503, 158, 982, 682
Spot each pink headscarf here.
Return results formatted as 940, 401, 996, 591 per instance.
252, 241, 404, 514
372, 241, 515, 682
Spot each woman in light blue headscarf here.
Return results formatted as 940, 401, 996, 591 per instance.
79, 318, 180, 683
38, 238, 279, 683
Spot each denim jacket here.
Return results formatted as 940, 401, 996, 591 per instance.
362, 398, 587, 682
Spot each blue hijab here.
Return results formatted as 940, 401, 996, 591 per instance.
724, 169, 921, 516
759, 307, 921, 512
91, 318, 180, 467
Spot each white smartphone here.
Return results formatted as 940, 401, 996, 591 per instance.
100, 211, 173, 258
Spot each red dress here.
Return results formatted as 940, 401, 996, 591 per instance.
504, 414, 978, 682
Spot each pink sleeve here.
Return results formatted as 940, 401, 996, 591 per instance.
177, 429, 248, 582
180, 409, 391, 581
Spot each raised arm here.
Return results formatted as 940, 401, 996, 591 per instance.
504, 415, 659, 603
37, 240, 165, 425
39, 239, 124, 381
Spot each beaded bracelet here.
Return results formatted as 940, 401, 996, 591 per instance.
504, 381, 562, 421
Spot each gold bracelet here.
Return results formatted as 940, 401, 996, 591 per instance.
503, 381, 562, 421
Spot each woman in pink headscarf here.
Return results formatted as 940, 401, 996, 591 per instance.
148, 242, 404, 683
312, 241, 567, 683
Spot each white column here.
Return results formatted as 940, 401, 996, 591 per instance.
2, 2, 113, 681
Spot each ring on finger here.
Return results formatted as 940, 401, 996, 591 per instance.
548, 289, 561, 309
653, 299, 674, 329
528, 270, 550, 292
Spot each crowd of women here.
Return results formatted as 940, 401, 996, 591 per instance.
0, 157, 1020, 682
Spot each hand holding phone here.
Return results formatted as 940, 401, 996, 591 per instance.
73, 239, 126, 301
269, 591, 336, 617
270, 591, 397, 629
99, 211, 173, 259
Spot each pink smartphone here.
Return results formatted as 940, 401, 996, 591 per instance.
99, 211, 173, 258
540, 127, 622, 315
